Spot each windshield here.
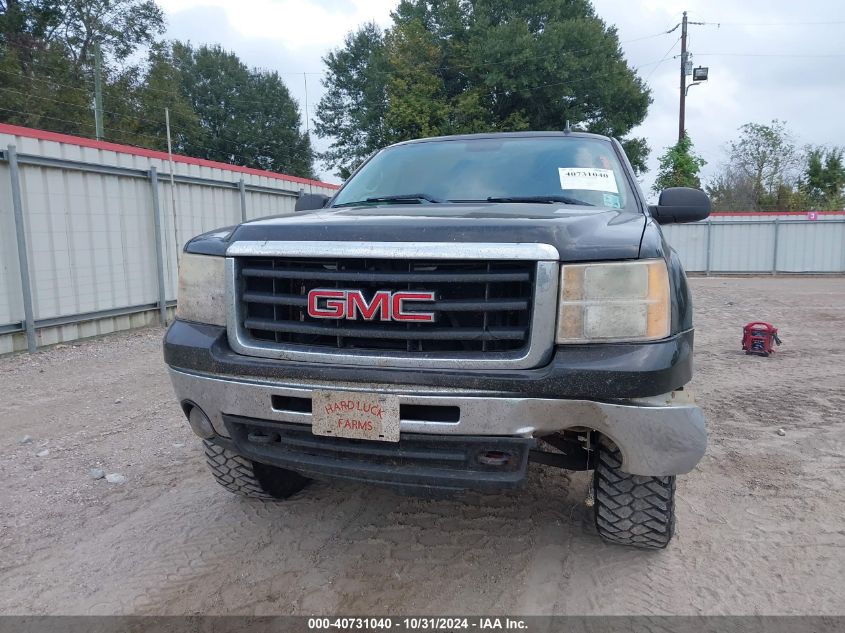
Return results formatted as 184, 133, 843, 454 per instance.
331, 136, 635, 210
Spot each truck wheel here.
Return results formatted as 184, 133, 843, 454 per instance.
203, 440, 309, 500
593, 436, 676, 549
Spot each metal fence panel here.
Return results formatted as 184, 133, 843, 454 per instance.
20, 163, 159, 320
2, 124, 843, 354
0, 161, 24, 327
664, 216, 845, 273
661, 223, 708, 271
1, 124, 337, 352
711, 222, 776, 272
777, 221, 845, 272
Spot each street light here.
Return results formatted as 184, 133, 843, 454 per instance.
685, 67, 709, 96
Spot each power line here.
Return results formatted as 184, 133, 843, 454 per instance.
1, 57, 669, 155
697, 20, 845, 26
3, 49, 668, 117
695, 52, 845, 58
0, 104, 309, 169
0, 87, 326, 164
0, 24, 676, 101
0, 106, 164, 145
643, 36, 682, 85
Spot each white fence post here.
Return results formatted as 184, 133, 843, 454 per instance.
238, 178, 247, 222
149, 167, 168, 326
772, 217, 780, 276
7, 145, 37, 353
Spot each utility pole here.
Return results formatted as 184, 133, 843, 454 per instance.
677, 11, 709, 141
93, 42, 104, 140
165, 107, 181, 261
678, 11, 688, 142
303, 72, 313, 193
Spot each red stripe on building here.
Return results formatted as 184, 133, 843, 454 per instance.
710, 210, 844, 216
0, 122, 340, 189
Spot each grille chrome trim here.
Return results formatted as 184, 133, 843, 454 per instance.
226, 241, 559, 369
226, 241, 559, 261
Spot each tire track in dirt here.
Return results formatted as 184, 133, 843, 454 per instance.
1, 277, 844, 615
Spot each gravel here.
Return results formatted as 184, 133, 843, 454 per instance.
0, 277, 843, 616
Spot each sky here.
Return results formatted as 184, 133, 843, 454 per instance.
156, 0, 845, 196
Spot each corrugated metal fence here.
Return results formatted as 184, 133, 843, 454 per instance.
2, 124, 843, 355
0, 124, 337, 354
661, 212, 845, 274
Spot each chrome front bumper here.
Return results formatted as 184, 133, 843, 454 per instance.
168, 367, 706, 476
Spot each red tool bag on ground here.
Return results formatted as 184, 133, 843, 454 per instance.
742, 322, 782, 357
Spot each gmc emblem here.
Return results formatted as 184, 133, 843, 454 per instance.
307, 289, 436, 323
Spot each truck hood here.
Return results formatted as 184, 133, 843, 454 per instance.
221, 203, 647, 261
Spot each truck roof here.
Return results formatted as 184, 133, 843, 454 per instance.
391, 130, 615, 147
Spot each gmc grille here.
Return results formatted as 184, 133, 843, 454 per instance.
237, 257, 535, 354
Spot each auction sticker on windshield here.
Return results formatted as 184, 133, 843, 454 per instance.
558, 167, 619, 193
312, 390, 400, 442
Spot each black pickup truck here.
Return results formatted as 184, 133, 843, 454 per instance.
164, 131, 710, 549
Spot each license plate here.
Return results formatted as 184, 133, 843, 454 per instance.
311, 390, 400, 442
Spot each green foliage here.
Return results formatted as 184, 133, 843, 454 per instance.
0, 2, 314, 178
126, 43, 200, 152
168, 42, 313, 177
705, 171, 756, 212
0, 41, 94, 133
728, 119, 801, 206
1, 0, 165, 67
652, 132, 706, 194
707, 120, 805, 211
707, 121, 844, 212
313, 22, 389, 179
802, 146, 845, 209
316, 0, 652, 177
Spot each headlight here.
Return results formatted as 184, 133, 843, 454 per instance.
556, 259, 670, 343
175, 253, 226, 326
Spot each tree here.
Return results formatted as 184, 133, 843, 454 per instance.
1, 0, 164, 67
314, 22, 390, 179
0, 0, 165, 138
383, 18, 450, 141
652, 131, 706, 194
706, 120, 805, 211
171, 42, 314, 177
316, 0, 652, 177
726, 120, 801, 207
705, 171, 756, 212
803, 146, 845, 209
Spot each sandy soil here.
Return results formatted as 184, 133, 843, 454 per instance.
0, 277, 843, 616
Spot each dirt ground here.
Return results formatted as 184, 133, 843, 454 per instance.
0, 277, 843, 616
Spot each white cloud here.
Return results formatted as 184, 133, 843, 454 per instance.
157, 0, 845, 186
157, 0, 395, 50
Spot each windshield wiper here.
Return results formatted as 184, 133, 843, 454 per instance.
485, 195, 594, 206
332, 193, 446, 208
367, 193, 446, 203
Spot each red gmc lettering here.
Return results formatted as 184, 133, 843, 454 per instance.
347, 291, 390, 321
392, 292, 436, 322
307, 289, 345, 318
307, 289, 435, 322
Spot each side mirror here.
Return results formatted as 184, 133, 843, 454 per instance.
295, 193, 330, 212
649, 187, 711, 224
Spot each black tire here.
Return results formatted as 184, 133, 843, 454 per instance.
203, 440, 310, 500
593, 436, 676, 549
